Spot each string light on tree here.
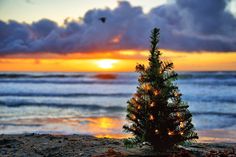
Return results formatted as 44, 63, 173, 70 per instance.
137, 105, 141, 110
153, 90, 159, 96
150, 102, 155, 107
131, 114, 136, 120
133, 94, 139, 101
155, 129, 159, 134
142, 83, 151, 91
174, 92, 181, 97
131, 126, 136, 131
168, 131, 174, 136
149, 115, 154, 120
176, 112, 181, 117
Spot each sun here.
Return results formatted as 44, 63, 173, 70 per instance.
96, 59, 118, 69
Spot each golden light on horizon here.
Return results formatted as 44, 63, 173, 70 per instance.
96, 59, 119, 69
0, 50, 236, 72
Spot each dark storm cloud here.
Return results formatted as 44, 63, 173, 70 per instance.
0, 0, 236, 55
154, 0, 236, 51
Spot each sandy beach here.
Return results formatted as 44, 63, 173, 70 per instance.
0, 134, 236, 157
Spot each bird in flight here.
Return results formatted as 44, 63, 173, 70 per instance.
99, 17, 106, 23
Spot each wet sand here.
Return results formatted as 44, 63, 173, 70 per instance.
0, 134, 236, 157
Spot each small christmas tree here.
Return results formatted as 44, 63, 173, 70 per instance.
123, 28, 198, 151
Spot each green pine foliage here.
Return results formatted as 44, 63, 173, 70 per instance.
123, 28, 198, 151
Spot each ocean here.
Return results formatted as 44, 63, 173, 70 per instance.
0, 72, 236, 142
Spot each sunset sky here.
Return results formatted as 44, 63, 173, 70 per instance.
0, 0, 236, 72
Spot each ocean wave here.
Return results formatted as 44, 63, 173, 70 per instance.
184, 96, 236, 103
178, 72, 236, 79
178, 80, 236, 86
0, 101, 125, 111
0, 73, 85, 78
192, 112, 236, 118
0, 72, 236, 86
0, 79, 135, 84
0, 123, 42, 127
0, 72, 235, 80
1, 100, 235, 117
1, 79, 236, 86
0, 93, 132, 97
0, 73, 119, 80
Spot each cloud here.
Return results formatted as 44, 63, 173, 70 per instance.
25, 0, 34, 4
0, 0, 236, 55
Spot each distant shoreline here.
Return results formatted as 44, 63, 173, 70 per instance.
0, 71, 236, 73
0, 134, 236, 156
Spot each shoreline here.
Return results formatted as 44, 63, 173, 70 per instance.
1, 129, 236, 143
1, 134, 236, 157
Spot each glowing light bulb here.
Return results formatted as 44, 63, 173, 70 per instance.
137, 105, 141, 109
133, 94, 140, 101
180, 122, 184, 128
153, 90, 159, 96
176, 112, 181, 117
131, 115, 136, 120
142, 83, 151, 91
168, 131, 174, 136
180, 132, 184, 135
132, 126, 136, 131
174, 92, 181, 97
150, 102, 155, 107
135, 97, 139, 101
155, 129, 159, 134
149, 115, 154, 120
